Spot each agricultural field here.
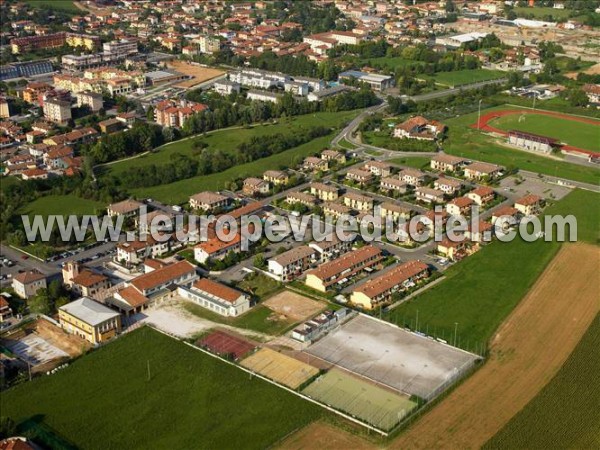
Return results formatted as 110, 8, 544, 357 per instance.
390, 242, 599, 448
385, 189, 599, 350
484, 315, 600, 449
485, 110, 600, 152
443, 106, 600, 185
423, 69, 506, 87
19, 194, 105, 218
0, 327, 326, 450
303, 369, 417, 431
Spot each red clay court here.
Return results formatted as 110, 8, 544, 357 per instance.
198, 330, 256, 360
472, 108, 600, 156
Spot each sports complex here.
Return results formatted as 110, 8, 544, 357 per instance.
473, 108, 600, 155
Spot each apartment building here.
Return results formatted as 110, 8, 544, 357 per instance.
189, 191, 230, 211
43, 98, 72, 124
310, 182, 338, 201
464, 162, 502, 180
430, 154, 468, 172
434, 178, 462, 196
178, 278, 250, 317
346, 168, 373, 184
416, 187, 445, 204
343, 192, 373, 212
309, 234, 352, 262
268, 245, 318, 282
59, 297, 121, 344
286, 191, 317, 208
194, 233, 242, 264
380, 177, 408, 194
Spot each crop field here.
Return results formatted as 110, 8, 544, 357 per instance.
305, 315, 479, 400
385, 189, 599, 350
485, 314, 600, 449
303, 369, 417, 431
240, 348, 319, 389
424, 69, 505, 87
19, 194, 105, 218
482, 109, 600, 152
443, 106, 600, 185
390, 242, 599, 449
0, 327, 325, 450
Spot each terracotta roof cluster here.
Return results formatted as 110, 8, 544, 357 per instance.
192, 278, 243, 304
72, 269, 108, 288
354, 261, 428, 298
130, 260, 195, 292
307, 245, 382, 281
516, 194, 542, 206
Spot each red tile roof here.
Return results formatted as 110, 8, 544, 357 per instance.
193, 278, 243, 303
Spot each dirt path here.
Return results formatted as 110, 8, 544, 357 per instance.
277, 421, 377, 450
389, 243, 599, 449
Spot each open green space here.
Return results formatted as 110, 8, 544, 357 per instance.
0, 327, 325, 449
302, 369, 417, 431
23, 0, 80, 12
423, 69, 506, 87
443, 106, 600, 185
384, 189, 599, 350
389, 156, 432, 170
107, 112, 357, 179
360, 56, 426, 71
485, 315, 600, 449
19, 195, 105, 218
183, 303, 294, 336
131, 134, 332, 204
514, 6, 572, 20
490, 113, 600, 152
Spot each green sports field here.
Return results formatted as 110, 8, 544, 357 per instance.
0, 327, 325, 450
425, 69, 506, 87
485, 315, 600, 449
490, 113, 600, 152
302, 369, 417, 431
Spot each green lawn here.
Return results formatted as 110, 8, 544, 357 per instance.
361, 56, 426, 71
485, 315, 600, 449
489, 113, 600, 152
514, 6, 572, 20
23, 0, 80, 12
183, 303, 295, 336
0, 327, 325, 449
236, 273, 282, 300
444, 106, 600, 185
131, 134, 332, 204
107, 112, 357, 179
423, 69, 506, 87
19, 195, 105, 218
389, 157, 432, 170
384, 189, 599, 350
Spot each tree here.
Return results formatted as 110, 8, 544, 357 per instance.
28, 289, 52, 315
568, 88, 589, 107
253, 253, 267, 269
0, 417, 16, 439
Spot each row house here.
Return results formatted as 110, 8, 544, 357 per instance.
310, 182, 338, 201
263, 170, 288, 186
343, 192, 373, 212
430, 154, 468, 172
189, 191, 230, 211
364, 160, 392, 177
243, 177, 270, 196
398, 168, 427, 186
323, 202, 352, 219
466, 187, 495, 206
268, 245, 318, 282
416, 187, 445, 204
379, 202, 411, 223
286, 191, 316, 208
380, 177, 408, 195
346, 168, 373, 185
434, 177, 462, 196
308, 233, 352, 263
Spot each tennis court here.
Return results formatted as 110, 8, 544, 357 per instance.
302, 369, 416, 431
197, 330, 256, 360
240, 348, 319, 389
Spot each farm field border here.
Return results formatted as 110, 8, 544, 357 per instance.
388, 243, 600, 449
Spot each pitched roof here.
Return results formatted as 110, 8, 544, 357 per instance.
516, 194, 542, 206
108, 199, 143, 214
354, 261, 428, 298
130, 260, 195, 292
71, 269, 108, 288
270, 245, 316, 266
13, 270, 45, 284
307, 245, 382, 280
189, 191, 229, 205
116, 286, 149, 308
192, 278, 243, 304
196, 233, 242, 255
59, 297, 120, 326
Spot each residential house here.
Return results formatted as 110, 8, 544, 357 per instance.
464, 162, 502, 180
437, 238, 472, 261
416, 187, 445, 204
116, 236, 170, 266
321, 149, 346, 164
0, 296, 13, 323
398, 168, 427, 186
434, 177, 462, 196
194, 233, 242, 264
189, 191, 230, 211
515, 194, 543, 216
343, 192, 373, 212
582, 84, 600, 104
58, 297, 121, 344
394, 116, 445, 140
12, 270, 46, 299
379, 202, 411, 222
263, 170, 288, 186
243, 177, 270, 196
364, 160, 392, 177
305, 245, 384, 292
466, 186, 495, 206
446, 196, 475, 216
62, 261, 110, 300
308, 234, 352, 262
491, 205, 520, 225
107, 199, 144, 218
286, 191, 316, 208
323, 202, 352, 218
303, 156, 328, 172
430, 154, 468, 172
268, 245, 317, 282
350, 261, 429, 309
346, 168, 373, 184
310, 182, 338, 201
466, 220, 494, 243
380, 177, 408, 194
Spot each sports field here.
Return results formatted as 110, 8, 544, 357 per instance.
0, 327, 325, 449
263, 291, 325, 322
305, 315, 479, 400
241, 348, 319, 389
482, 109, 600, 153
426, 69, 506, 87
390, 243, 599, 449
197, 330, 256, 360
303, 369, 417, 431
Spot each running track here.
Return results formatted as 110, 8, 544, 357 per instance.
472, 109, 600, 157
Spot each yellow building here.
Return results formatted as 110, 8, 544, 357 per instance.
310, 182, 338, 201
65, 34, 98, 51
58, 297, 121, 344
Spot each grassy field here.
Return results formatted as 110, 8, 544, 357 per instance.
443, 106, 600, 185
24, 0, 79, 12
0, 327, 325, 449
384, 189, 599, 350
107, 112, 357, 179
19, 195, 105, 218
389, 156, 432, 169
361, 56, 426, 70
514, 6, 572, 20
131, 134, 332, 204
489, 113, 600, 152
485, 315, 600, 449
424, 69, 506, 87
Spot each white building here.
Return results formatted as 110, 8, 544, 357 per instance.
178, 278, 250, 317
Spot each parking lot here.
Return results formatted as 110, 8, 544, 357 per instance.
305, 314, 480, 400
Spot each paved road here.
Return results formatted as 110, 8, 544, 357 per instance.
405, 78, 507, 102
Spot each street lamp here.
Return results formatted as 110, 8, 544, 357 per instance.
454, 322, 459, 347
